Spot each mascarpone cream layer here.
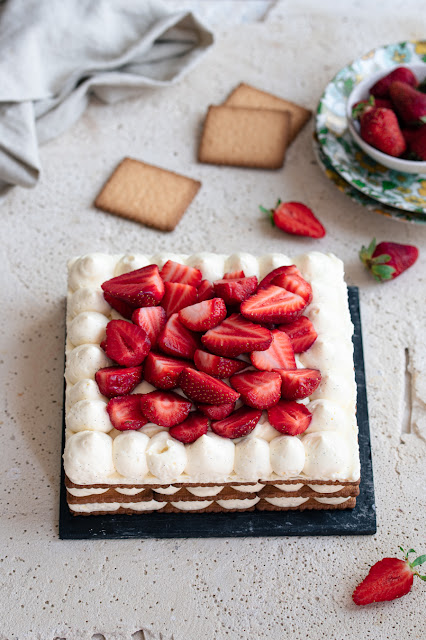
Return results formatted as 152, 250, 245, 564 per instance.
64, 252, 359, 486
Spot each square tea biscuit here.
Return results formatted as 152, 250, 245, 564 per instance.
94, 158, 201, 232
198, 105, 290, 169
224, 83, 311, 144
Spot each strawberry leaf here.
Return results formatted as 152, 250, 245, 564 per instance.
411, 554, 426, 568
371, 253, 392, 265
420, 115, 426, 124
371, 264, 396, 281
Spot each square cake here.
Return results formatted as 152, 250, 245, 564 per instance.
63, 252, 360, 515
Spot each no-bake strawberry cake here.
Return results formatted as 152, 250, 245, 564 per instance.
63, 252, 360, 515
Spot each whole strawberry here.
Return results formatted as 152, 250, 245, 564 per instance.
353, 547, 426, 605
260, 200, 326, 238
370, 66, 418, 98
360, 238, 418, 281
357, 106, 406, 157
389, 80, 426, 126
409, 123, 426, 160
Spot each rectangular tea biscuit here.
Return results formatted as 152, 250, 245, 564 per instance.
198, 105, 290, 169
94, 158, 201, 232
224, 83, 312, 144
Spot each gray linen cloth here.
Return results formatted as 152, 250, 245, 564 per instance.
0, 0, 214, 196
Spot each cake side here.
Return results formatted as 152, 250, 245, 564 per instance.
63, 252, 360, 514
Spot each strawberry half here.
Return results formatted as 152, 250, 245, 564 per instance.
102, 264, 164, 307
105, 319, 151, 366
202, 313, 272, 357
241, 285, 306, 324
352, 547, 426, 606
230, 370, 281, 409
106, 395, 147, 430
250, 329, 296, 371
196, 402, 236, 420
278, 368, 322, 400
95, 365, 143, 398
197, 279, 214, 302
178, 298, 227, 332
223, 269, 245, 279
158, 313, 199, 359
140, 390, 192, 427
178, 368, 240, 404
211, 406, 262, 439
278, 316, 317, 353
261, 200, 326, 238
160, 260, 203, 287
359, 238, 419, 281
267, 400, 312, 435
213, 276, 258, 306
103, 291, 135, 319
271, 270, 312, 304
161, 282, 197, 317
258, 265, 301, 290
193, 349, 247, 378
143, 352, 193, 390
169, 411, 209, 444
132, 306, 167, 347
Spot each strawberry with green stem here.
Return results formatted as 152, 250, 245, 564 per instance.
353, 547, 426, 605
260, 200, 326, 238
359, 238, 418, 282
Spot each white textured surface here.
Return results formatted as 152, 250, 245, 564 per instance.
1, 1, 426, 639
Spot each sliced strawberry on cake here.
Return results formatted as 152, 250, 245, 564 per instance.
270, 268, 312, 304
105, 319, 151, 366
161, 282, 197, 317
157, 313, 199, 359
140, 390, 192, 427
143, 352, 193, 390
169, 411, 209, 443
211, 406, 262, 438
103, 291, 135, 320
95, 365, 143, 398
223, 269, 245, 279
267, 400, 312, 435
250, 329, 296, 371
201, 313, 272, 357
213, 275, 258, 306
132, 306, 167, 347
102, 264, 164, 307
197, 279, 214, 302
178, 298, 227, 332
278, 316, 318, 353
257, 264, 300, 290
193, 349, 247, 378
278, 368, 322, 400
106, 394, 147, 430
196, 401, 236, 420
178, 368, 240, 404
230, 370, 281, 409
160, 260, 203, 287
240, 285, 307, 324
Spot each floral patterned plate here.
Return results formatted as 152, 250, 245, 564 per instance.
316, 40, 426, 215
313, 134, 426, 225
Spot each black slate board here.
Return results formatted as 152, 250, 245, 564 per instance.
59, 287, 376, 539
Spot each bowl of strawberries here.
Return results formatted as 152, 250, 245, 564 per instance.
347, 64, 426, 174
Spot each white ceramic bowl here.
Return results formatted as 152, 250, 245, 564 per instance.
346, 63, 426, 174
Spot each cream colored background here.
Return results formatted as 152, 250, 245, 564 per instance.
1, 1, 425, 638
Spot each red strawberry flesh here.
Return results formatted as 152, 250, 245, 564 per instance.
161, 282, 197, 317
271, 271, 312, 304
278, 316, 318, 353
241, 285, 306, 324
95, 365, 143, 398
194, 349, 247, 378
202, 313, 272, 357
169, 411, 209, 444
102, 264, 164, 307
106, 394, 147, 430
352, 558, 414, 605
132, 306, 167, 347
268, 201, 326, 238
196, 401, 236, 420
211, 406, 262, 439
278, 368, 322, 400
178, 298, 227, 332
213, 276, 258, 306
158, 313, 199, 359
105, 319, 151, 367
160, 260, 203, 287
103, 291, 135, 319
230, 370, 281, 409
197, 279, 214, 302
250, 329, 296, 371
178, 367, 240, 404
258, 264, 301, 290
143, 352, 193, 390
267, 400, 312, 435
140, 390, 192, 427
